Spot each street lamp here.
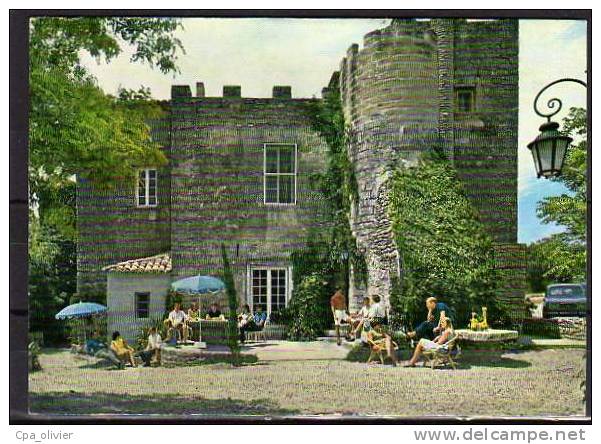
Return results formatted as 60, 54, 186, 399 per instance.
528, 78, 587, 179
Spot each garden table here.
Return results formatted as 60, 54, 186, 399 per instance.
199, 319, 230, 345
455, 329, 518, 343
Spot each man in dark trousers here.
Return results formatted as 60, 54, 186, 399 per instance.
407, 297, 455, 341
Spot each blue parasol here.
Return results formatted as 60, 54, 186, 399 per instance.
171, 275, 225, 294
55, 302, 108, 320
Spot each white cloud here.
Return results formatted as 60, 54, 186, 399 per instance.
81, 18, 390, 100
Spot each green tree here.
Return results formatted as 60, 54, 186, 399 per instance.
221, 245, 241, 366
29, 17, 183, 198
28, 17, 185, 340
534, 107, 587, 282
387, 155, 502, 328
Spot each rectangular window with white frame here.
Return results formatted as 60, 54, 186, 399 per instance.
249, 267, 291, 317
264, 143, 297, 205
137, 168, 158, 207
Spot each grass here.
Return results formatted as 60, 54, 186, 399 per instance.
29, 345, 586, 417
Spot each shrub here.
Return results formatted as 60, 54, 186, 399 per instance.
221, 244, 241, 366
388, 155, 504, 329
287, 273, 332, 341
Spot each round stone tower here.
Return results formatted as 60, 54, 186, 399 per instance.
339, 19, 441, 309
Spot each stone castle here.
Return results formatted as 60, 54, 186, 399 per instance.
76, 19, 525, 340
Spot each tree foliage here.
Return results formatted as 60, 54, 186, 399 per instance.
534, 107, 587, 282
28, 17, 184, 340
302, 87, 367, 289
287, 273, 332, 341
221, 244, 241, 366
388, 156, 502, 328
29, 17, 182, 197
29, 217, 76, 344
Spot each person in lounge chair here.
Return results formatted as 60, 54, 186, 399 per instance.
406, 297, 454, 341
366, 320, 399, 366
404, 316, 454, 367
368, 295, 387, 326
110, 331, 136, 368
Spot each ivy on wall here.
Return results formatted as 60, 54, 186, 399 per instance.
387, 154, 505, 328
302, 87, 367, 288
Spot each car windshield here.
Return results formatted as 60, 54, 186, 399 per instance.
547, 285, 584, 299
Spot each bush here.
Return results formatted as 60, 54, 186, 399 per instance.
287, 273, 332, 341
388, 156, 504, 329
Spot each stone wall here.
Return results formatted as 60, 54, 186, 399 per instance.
169, 86, 330, 306
339, 19, 520, 309
76, 113, 172, 296
106, 273, 171, 343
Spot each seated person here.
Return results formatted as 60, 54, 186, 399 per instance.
140, 326, 162, 367
366, 320, 398, 366
238, 304, 260, 343
404, 316, 454, 367
166, 302, 188, 343
84, 331, 106, 355
238, 304, 252, 327
110, 331, 136, 367
187, 302, 200, 321
205, 302, 225, 320
239, 305, 268, 342
368, 294, 388, 326
406, 297, 455, 341
350, 296, 372, 340
253, 305, 268, 329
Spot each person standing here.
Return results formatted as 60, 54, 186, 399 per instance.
330, 287, 350, 346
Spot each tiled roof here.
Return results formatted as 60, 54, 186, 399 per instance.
103, 253, 172, 273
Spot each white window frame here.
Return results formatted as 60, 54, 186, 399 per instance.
247, 266, 293, 318
263, 143, 298, 205
136, 168, 158, 207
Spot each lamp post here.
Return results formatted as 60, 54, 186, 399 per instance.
528, 78, 587, 179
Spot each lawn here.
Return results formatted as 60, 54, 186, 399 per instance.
29, 343, 586, 418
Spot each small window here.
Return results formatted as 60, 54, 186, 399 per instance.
135, 292, 150, 319
264, 144, 297, 204
455, 87, 475, 113
137, 169, 158, 207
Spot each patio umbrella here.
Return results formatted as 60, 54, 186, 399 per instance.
55, 302, 107, 320
55, 302, 108, 344
171, 275, 225, 294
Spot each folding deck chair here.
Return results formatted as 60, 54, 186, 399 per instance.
422, 334, 461, 370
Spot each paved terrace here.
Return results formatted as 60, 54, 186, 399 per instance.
29, 341, 586, 418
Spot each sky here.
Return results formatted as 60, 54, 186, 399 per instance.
80, 18, 588, 244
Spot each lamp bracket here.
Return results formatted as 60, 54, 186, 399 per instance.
533, 78, 587, 122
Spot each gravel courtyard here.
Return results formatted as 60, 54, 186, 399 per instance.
29, 342, 586, 418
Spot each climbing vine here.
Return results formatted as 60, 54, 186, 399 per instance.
388, 154, 506, 328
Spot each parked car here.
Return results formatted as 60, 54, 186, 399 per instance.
543, 283, 587, 318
